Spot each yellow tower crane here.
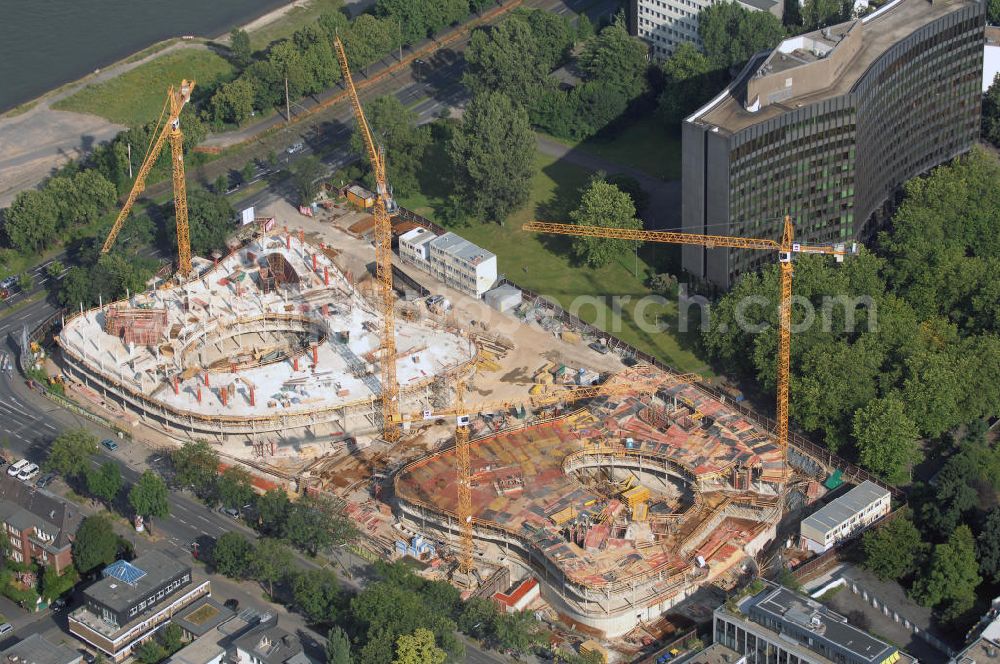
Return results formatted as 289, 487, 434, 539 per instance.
398, 368, 701, 573
522, 217, 857, 468
333, 37, 401, 441
102, 80, 195, 276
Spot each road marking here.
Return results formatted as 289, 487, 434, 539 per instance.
43, 423, 56, 431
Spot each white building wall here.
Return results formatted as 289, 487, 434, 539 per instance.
636, 0, 781, 60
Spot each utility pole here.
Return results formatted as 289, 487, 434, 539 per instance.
284, 76, 291, 124
127, 142, 133, 180
398, 18, 403, 62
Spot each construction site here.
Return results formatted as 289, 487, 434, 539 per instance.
35, 47, 874, 652
55, 229, 477, 447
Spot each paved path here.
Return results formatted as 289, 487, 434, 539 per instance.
534, 133, 682, 230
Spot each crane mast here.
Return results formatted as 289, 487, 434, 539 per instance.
523, 217, 856, 469
102, 80, 195, 276
333, 37, 401, 441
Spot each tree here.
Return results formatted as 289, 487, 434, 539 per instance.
159, 624, 184, 655
463, 18, 548, 110
211, 78, 257, 125
46, 260, 64, 280
658, 42, 719, 125
569, 178, 642, 268
41, 565, 79, 602
129, 470, 170, 523
241, 161, 256, 184
87, 462, 123, 508
45, 428, 98, 478
213, 532, 255, 579
579, 16, 649, 101
393, 628, 446, 664
252, 538, 293, 597
169, 190, 234, 257
171, 440, 220, 494
230, 28, 253, 68
576, 14, 595, 41
991, 0, 1000, 25
214, 173, 229, 195
350, 96, 430, 197
3, 189, 58, 253
256, 488, 289, 535
292, 569, 341, 624
345, 14, 396, 70
699, 1, 785, 69
134, 639, 167, 664
17, 272, 33, 291
326, 626, 352, 664
292, 156, 324, 206
862, 511, 925, 581
283, 494, 357, 556
73, 515, 120, 574
911, 525, 981, 621
982, 75, 1000, 150
217, 466, 254, 510
449, 91, 536, 223
978, 507, 1000, 583
802, 0, 850, 30
852, 394, 921, 483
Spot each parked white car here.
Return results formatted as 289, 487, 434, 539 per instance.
7, 460, 27, 477
17, 463, 39, 481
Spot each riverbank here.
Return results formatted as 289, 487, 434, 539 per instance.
0, 0, 349, 207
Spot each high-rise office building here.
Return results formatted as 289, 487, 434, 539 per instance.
681, 0, 984, 289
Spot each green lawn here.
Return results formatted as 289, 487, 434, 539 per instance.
398, 149, 710, 375
53, 49, 234, 126
248, 0, 344, 50
544, 116, 683, 181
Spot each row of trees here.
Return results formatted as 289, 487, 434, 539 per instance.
861, 422, 998, 624
210, 0, 488, 127
45, 429, 171, 525
702, 149, 1000, 484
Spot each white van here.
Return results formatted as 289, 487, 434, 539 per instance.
7, 460, 27, 477
17, 464, 39, 481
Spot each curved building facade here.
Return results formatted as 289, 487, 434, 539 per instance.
682, 0, 984, 289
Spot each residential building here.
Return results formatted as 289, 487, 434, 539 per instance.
0, 634, 83, 664
69, 552, 211, 662
953, 635, 1000, 663
232, 621, 316, 664
715, 581, 915, 664
682, 0, 984, 289
398, 226, 436, 265
167, 603, 317, 664
0, 472, 80, 574
800, 480, 890, 553
634, 0, 782, 60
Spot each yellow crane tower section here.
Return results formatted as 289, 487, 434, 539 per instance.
102, 80, 195, 276
333, 37, 401, 441
522, 218, 857, 468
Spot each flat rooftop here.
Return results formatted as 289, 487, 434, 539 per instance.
691, 0, 977, 134
750, 585, 898, 664
802, 480, 889, 533
0, 634, 82, 664
431, 232, 495, 266
85, 551, 189, 613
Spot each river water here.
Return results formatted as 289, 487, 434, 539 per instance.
0, 0, 286, 112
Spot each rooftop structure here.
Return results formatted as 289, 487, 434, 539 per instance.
70, 551, 210, 662
57, 232, 476, 443
427, 232, 498, 298
681, 0, 984, 288
232, 622, 315, 664
396, 364, 785, 636
0, 472, 81, 574
0, 634, 83, 664
954, 636, 1000, 663
716, 581, 915, 664
800, 480, 890, 553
